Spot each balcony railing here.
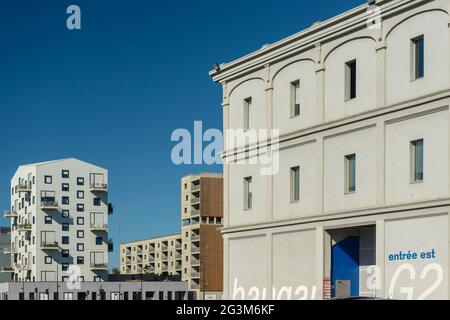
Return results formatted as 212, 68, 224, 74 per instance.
175, 253, 182, 260
3, 210, 17, 218
191, 258, 200, 266
17, 264, 30, 271
190, 282, 200, 290
191, 234, 200, 241
191, 209, 200, 216
161, 266, 168, 272
175, 243, 182, 249
17, 184, 31, 193
90, 263, 108, 270
148, 257, 155, 262
108, 203, 114, 215
4, 246, 18, 254
161, 255, 168, 261
191, 270, 200, 278
108, 240, 114, 252
17, 223, 32, 232
40, 241, 59, 250
161, 245, 168, 251
149, 247, 155, 253
190, 197, 200, 205
1, 266, 15, 273
40, 200, 59, 210
191, 184, 200, 192
90, 223, 108, 231
90, 183, 108, 192
191, 246, 200, 254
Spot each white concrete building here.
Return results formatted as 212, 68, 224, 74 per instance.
2, 158, 112, 282
211, 0, 450, 300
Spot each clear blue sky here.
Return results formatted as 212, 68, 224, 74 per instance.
0, 0, 364, 268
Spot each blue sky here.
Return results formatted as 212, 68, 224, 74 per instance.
0, 0, 364, 268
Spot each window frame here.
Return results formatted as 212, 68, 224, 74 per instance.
290, 80, 301, 118
410, 139, 424, 183
345, 60, 357, 101
344, 154, 356, 194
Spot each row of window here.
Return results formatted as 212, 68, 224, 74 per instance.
242, 35, 425, 129
243, 139, 424, 209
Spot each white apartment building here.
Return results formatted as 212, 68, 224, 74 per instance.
2, 158, 112, 282
211, 0, 450, 300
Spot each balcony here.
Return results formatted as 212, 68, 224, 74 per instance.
161, 265, 168, 272
108, 203, 114, 215
149, 247, 155, 253
191, 209, 200, 216
148, 257, 155, 262
17, 223, 32, 232
17, 264, 31, 271
191, 257, 200, 266
175, 243, 182, 249
90, 263, 108, 271
161, 245, 168, 251
90, 223, 108, 232
175, 253, 182, 260
4, 246, 18, 254
108, 239, 114, 252
191, 184, 200, 192
191, 270, 200, 278
190, 197, 200, 205
1, 266, 15, 273
3, 210, 17, 218
90, 183, 108, 193
40, 241, 59, 250
190, 282, 200, 290
191, 234, 200, 242
40, 200, 59, 210
161, 255, 168, 261
191, 246, 200, 254
17, 184, 31, 193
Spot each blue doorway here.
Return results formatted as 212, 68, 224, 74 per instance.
331, 235, 360, 297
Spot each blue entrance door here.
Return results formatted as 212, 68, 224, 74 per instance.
331, 235, 360, 297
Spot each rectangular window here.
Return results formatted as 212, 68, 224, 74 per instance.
62, 197, 70, 205
290, 80, 301, 117
77, 204, 84, 212
243, 97, 252, 131
77, 217, 84, 225
411, 139, 424, 182
345, 154, 356, 193
77, 256, 84, 265
62, 250, 69, 258
243, 177, 253, 210
77, 230, 84, 238
96, 236, 103, 245
93, 198, 101, 206
62, 170, 70, 178
290, 166, 300, 202
44, 216, 52, 224
77, 191, 84, 199
345, 60, 357, 100
62, 223, 69, 232
77, 243, 85, 252
45, 256, 52, 264
77, 177, 85, 186
411, 35, 424, 80
62, 210, 69, 218
62, 263, 69, 271
62, 236, 69, 245
44, 176, 52, 184
62, 183, 69, 192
